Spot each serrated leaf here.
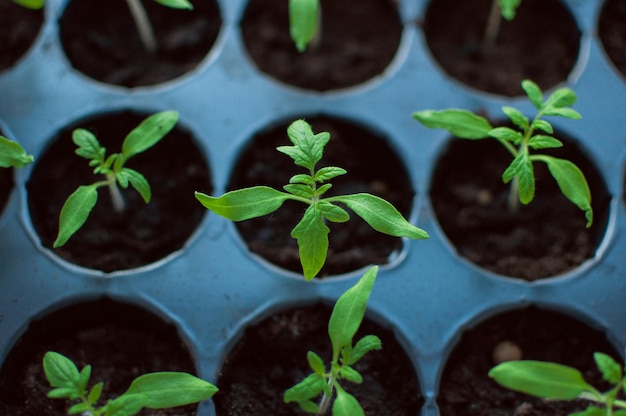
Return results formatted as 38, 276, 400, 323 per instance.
346, 335, 382, 365
541, 107, 582, 120
594, 352, 622, 384
12, 0, 44, 9
43, 352, 81, 390
73, 128, 104, 162
284, 183, 315, 199
329, 267, 377, 360
541, 156, 593, 227
530, 119, 554, 134
117, 168, 151, 203
291, 204, 329, 280
502, 151, 534, 204
317, 200, 349, 223
330, 193, 429, 240
413, 109, 493, 139
333, 384, 365, 416
307, 351, 326, 375
528, 135, 563, 149
544, 87, 577, 109
195, 187, 292, 221
68, 402, 91, 414
339, 366, 363, 384
489, 360, 593, 399
289, 0, 320, 52
499, 0, 521, 20
124, 372, 217, 409
122, 111, 178, 159
522, 79, 543, 109
289, 174, 315, 185
0, 135, 34, 168
501, 106, 529, 131
284, 373, 326, 403
315, 166, 347, 182
54, 184, 99, 248
152, 0, 193, 10
316, 183, 332, 197
488, 127, 523, 144
278, 120, 329, 169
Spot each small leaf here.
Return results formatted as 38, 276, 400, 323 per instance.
531, 119, 554, 134
11, 0, 44, 9
284, 183, 315, 199
489, 360, 594, 399
47, 387, 79, 399
339, 366, 363, 384
522, 80, 543, 109
594, 352, 622, 384
289, 0, 320, 52
315, 166, 347, 182
43, 352, 81, 390
0, 135, 34, 168
68, 402, 91, 414
329, 267, 377, 360
118, 168, 151, 203
284, 373, 326, 403
332, 384, 365, 416
78, 364, 92, 392
331, 193, 429, 240
346, 335, 382, 365
528, 135, 563, 149
279, 120, 329, 169
317, 200, 349, 223
316, 183, 332, 197
413, 109, 493, 139
290, 174, 315, 185
541, 107, 582, 120
569, 407, 608, 416
54, 184, 99, 247
72, 129, 105, 162
152, 0, 193, 10
105, 394, 146, 416
88, 382, 104, 405
122, 111, 178, 159
195, 187, 292, 221
502, 150, 534, 204
307, 351, 326, 376
498, 0, 521, 20
291, 204, 329, 280
544, 87, 577, 109
297, 400, 320, 413
501, 106, 529, 132
488, 127, 523, 144
124, 372, 217, 409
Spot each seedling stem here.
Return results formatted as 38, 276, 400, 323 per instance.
126, 0, 158, 53
483, 0, 502, 45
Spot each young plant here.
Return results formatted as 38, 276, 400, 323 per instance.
43, 351, 217, 416
289, 0, 321, 52
195, 119, 429, 280
0, 135, 33, 168
413, 78, 593, 228
126, 0, 193, 53
284, 265, 381, 416
484, 0, 522, 45
54, 110, 178, 248
489, 352, 626, 415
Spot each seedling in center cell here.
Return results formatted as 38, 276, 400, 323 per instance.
484, 0, 522, 45
490, 351, 626, 415
195, 119, 429, 280
43, 351, 217, 416
413, 79, 593, 227
284, 265, 381, 416
54, 110, 179, 248
0, 135, 33, 168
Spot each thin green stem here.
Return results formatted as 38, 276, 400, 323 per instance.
483, 0, 502, 46
316, 375, 335, 415
106, 174, 125, 213
125, 0, 158, 53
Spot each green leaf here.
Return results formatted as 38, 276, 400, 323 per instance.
284, 373, 326, 404
105, 394, 146, 416
540, 156, 593, 227
124, 372, 217, 409
152, 0, 193, 10
522, 79, 543, 109
290, 174, 315, 185
195, 187, 292, 221
527, 135, 563, 149
307, 351, 326, 376
531, 119, 553, 134
73, 128, 105, 162
544, 87, 577, 109
291, 204, 329, 280
502, 150, 534, 204
594, 353, 622, 384
47, 387, 79, 399
278, 119, 329, 169
498, 0, 521, 20
118, 168, 151, 203
541, 107, 582, 120
0, 135, 34, 168
570, 408, 608, 416
317, 200, 349, 223
489, 360, 594, 400
68, 402, 91, 414
332, 384, 365, 416
78, 364, 92, 392
339, 366, 362, 384
43, 352, 81, 390
315, 166, 347, 182
284, 183, 315, 199
501, 106, 529, 132
413, 109, 493, 139
328, 266, 377, 360
613, 410, 626, 416
488, 127, 523, 144
54, 184, 99, 247
331, 193, 429, 240
346, 335, 382, 365
122, 111, 178, 159
88, 382, 104, 405
289, 0, 320, 52
12, 0, 44, 9
316, 183, 332, 197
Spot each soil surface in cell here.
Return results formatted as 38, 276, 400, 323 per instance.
0, 299, 201, 415
599, 0, 626, 78
27, 112, 211, 272
59, 0, 221, 87
240, 0, 402, 91
0, 0, 43, 72
422, 0, 580, 96
430, 138, 610, 280
214, 303, 423, 415
438, 307, 621, 415
229, 116, 416, 278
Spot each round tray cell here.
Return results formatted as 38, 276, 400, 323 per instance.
429, 133, 610, 281
0, 0, 43, 73
598, 0, 626, 79
27, 111, 212, 272
421, 0, 580, 96
228, 115, 414, 278
437, 306, 621, 416
214, 303, 423, 415
59, 0, 222, 87
240, 0, 403, 91
0, 298, 201, 415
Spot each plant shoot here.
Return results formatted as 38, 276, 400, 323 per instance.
289, 0, 321, 52
0, 135, 33, 168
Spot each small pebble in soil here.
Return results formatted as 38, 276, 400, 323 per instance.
492, 340, 523, 364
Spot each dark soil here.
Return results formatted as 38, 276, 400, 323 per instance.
0, 298, 201, 415
0, 168, 12, 215
27, 111, 212, 272
429, 137, 610, 280
598, 0, 626, 78
421, 0, 580, 96
0, 0, 43, 73
229, 115, 415, 278
214, 303, 423, 415
240, 0, 402, 91
437, 307, 621, 416
59, 0, 221, 87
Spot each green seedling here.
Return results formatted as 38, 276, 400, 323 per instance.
11, 0, 44, 9
484, 0, 522, 45
43, 351, 217, 416
489, 352, 626, 415
284, 265, 381, 416
195, 119, 429, 280
289, 0, 321, 52
54, 110, 178, 248
0, 135, 33, 168
413, 79, 593, 227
